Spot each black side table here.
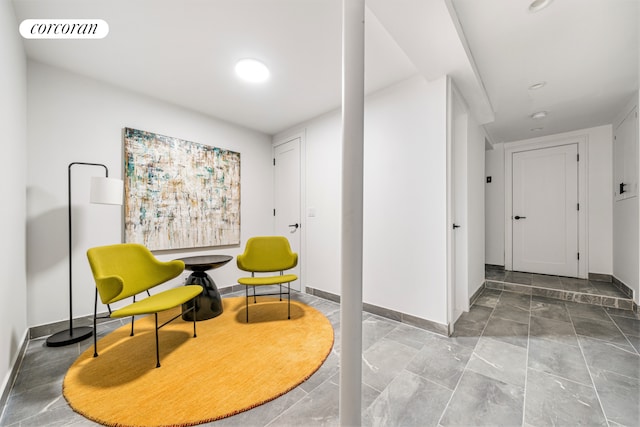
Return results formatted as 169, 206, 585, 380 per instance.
175, 255, 233, 321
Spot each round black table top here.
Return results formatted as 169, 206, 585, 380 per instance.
175, 255, 233, 272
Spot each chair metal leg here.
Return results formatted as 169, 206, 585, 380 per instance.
192, 303, 197, 338
155, 313, 161, 368
287, 282, 291, 319
130, 296, 136, 336
93, 289, 99, 358
245, 285, 249, 323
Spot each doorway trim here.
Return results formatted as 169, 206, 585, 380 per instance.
273, 130, 307, 287
504, 135, 588, 278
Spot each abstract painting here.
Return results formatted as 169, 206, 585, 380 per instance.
123, 128, 240, 250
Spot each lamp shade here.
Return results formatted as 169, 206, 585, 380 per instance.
90, 176, 123, 205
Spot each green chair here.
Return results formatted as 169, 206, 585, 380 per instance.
87, 243, 202, 368
236, 236, 298, 322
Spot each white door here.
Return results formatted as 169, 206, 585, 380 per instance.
512, 144, 579, 276
274, 137, 301, 291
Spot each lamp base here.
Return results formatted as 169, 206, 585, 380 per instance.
46, 326, 93, 347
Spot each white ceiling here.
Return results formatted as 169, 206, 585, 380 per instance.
451, 0, 639, 143
12, 0, 639, 143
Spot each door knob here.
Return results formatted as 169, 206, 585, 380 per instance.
453, 224, 461, 229
288, 223, 299, 229
514, 216, 527, 220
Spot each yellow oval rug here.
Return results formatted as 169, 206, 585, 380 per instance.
63, 296, 334, 427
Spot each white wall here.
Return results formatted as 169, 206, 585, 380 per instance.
27, 61, 274, 327
485, 125, 613, 275
363, 76, 448, 324
277, 75, 450, 325
485, 143, 504, 266
0, 0, 28, 399
612, 93, 639, 303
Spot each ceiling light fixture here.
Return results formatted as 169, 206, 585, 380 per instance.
529, 0, 553, 13
531, 111, 547, 119
235, 58, 270, 83
528, 81, 546, 90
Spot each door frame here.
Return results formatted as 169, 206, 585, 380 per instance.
446, 78, 470, 330
273, 130, 306, 288
504, 135, 588, 278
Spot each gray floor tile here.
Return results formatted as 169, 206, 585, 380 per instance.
448, 325, 482, 349
605, 307, 640, 320
578, 336, 640, 380
362, 338, 418, 392
406, 334, 473, 390
505, 271, 533, 285
530, 274, 563, 289
611, 315, 640, 338
560, 278, 599, 294
466, 337, 527, 387
528, 338, 592, 385
589, 281, 628, 298
482, 316, 529, 349
625, 334, 640, 354
453, 305, 493, 333
485, 269, 507, 281
383, 323, 432, 351
530, 296, 571, 322
565, 301, 611, 322
529, 316, 579, 347
208, 387, 307, 427
572, 316, 632, 347
267, 375, 339, 427
473, 289, 501, 309
439, 370, 524, 427
298, 350, 339, 394
590, 367, 640, 427
362, 370, 451, 427
362, 315, 397, 351
497, 291, 531, 311
524, 369, 607, 426
491, 302, 531, 325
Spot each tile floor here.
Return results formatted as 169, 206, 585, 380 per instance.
1, 286, 639, 426
484, 265, 636, 311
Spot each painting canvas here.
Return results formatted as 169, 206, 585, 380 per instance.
123, 128, 240, 250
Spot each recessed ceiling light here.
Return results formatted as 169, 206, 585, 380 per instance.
530, 127, 544, 132
531, 111, 547, 119
529, 0, 553, 13
528, 82, 546, 90
235, 59, 270, 83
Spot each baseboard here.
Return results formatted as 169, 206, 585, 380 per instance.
611, 275, 635, 300
0, 329, 29, 421
469, 283, 486, 306
305, 286, 448, 336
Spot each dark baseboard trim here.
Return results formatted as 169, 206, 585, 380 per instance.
611, 276, 635, 300
305, 286, 449, 336
0, 331, 28, 420
469, 283, 486, 306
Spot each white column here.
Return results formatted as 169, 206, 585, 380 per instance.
340, 0, 365, 426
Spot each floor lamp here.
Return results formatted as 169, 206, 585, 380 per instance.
46, 162, 123, 347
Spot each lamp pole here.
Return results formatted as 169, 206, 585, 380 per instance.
46, 162, 109, 347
